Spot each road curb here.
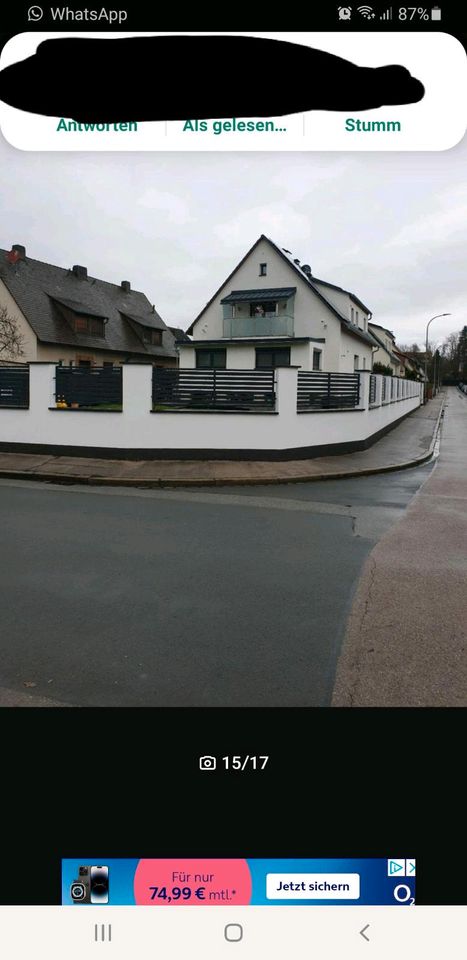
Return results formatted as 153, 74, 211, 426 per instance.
0, 399, 445, 489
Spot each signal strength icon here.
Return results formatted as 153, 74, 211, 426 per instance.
357, 4, 375, 16
380, 6, 393, 17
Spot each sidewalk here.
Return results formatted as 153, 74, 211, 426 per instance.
0, 396, 443, 488
332, 387, 467, 707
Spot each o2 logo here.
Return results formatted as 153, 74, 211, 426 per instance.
393, 884, 415, 905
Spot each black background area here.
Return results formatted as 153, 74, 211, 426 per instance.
1, 707, 463, 905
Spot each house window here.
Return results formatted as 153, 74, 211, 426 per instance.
77, 357, 92, 367
351, 307, 354, 323
250, 301, 276, 317
195, 348, 226, 369
354, 355, 359, 370
355, 310, 359, 327
259, 263, 267, 276
362, 357, 366, 369
312, 349, 322, 371
74, 315, 105, 337
143, 327, 162, 346
255, 347, 291, 369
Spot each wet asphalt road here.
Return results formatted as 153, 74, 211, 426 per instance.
0, 463, 433, 707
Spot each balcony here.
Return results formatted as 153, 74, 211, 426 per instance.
222, 314, 294, 338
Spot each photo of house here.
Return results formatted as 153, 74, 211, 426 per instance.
179, 235, 379, 373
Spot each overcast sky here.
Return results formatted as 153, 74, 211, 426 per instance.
1, 136, 466, 346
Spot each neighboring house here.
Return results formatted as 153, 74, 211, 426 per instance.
179, 235, 378, 373
0, 244, 178, 367
368, 321, 401, 375
393, 348, 423, 380
403, 350, 428, 380
169, 326, 191, 344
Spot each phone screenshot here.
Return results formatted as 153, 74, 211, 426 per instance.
0, 4, 466, 957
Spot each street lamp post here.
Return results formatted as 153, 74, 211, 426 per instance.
424, 314, 451, 402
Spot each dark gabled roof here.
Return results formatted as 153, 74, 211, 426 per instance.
220, 287, 296, 304
187, 235, 376, 349
0, 249, 177, 359
51, 296, 109, 318
169, 326, 191, 342
121, 310, 166, 331
309, 277, 371, 316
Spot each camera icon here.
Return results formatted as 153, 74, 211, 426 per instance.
199, 755, 217, 771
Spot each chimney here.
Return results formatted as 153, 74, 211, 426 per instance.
121, 280, 131, 293
72, 264, 87, 280
294, 258, 301, 266
6, 244, 26, 264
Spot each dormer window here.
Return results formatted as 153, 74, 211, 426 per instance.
74, 315, 105, 337
142, 327, 162, 346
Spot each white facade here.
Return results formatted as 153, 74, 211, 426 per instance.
179, 237, 375, 373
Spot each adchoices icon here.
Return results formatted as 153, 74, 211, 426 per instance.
387, 859, 416, 877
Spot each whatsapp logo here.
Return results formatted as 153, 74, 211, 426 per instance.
27, 5, 44, 19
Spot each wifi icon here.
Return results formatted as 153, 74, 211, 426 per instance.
357, 4, 375, 16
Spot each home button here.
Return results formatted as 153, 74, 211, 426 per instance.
224, 924, 243, 942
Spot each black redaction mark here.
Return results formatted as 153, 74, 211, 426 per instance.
0, 35, 424, 123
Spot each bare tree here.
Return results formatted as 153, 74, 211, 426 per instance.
441, 331, 459, 363
458, 325, 467, 378
0, 304, 24, 361
398, 342, 421, 354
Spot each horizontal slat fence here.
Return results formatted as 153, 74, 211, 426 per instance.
55, 366, 122, 407
152, 368, 275, 411
297, 371, 360, 410
0, 364, 29, 408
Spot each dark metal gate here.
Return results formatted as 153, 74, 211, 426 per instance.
152, 368, 276, 411
0, 364, 29, 408
297, 372, 360, 410
55, 366, 122, 408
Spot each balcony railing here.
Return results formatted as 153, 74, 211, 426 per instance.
222, 314, 294, 338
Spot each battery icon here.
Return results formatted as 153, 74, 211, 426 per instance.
431, 6, 441, 18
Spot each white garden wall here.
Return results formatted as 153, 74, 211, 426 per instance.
0, 365, 422, 460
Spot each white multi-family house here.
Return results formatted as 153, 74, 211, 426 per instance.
177, 235, 379, 372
